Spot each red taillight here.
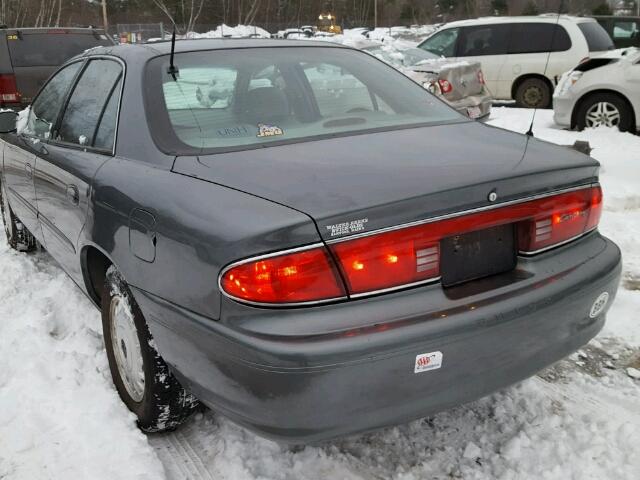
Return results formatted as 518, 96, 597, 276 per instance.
0, 74, 21, 103
220, 186, 602, 305
220, 246, 346, 305
330, 186, 602, 295
518, 185, 602, 253
438, 79, 453, 94
477, 70, 485, 85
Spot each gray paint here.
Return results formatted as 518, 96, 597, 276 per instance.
0, 40, 621, 443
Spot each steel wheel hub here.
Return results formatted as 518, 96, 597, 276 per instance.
110, 295, 145, 402
524, 86, 543, 107
585, 102, 620, 128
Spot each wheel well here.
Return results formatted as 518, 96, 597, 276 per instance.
571, 89, 636, 130
511, 74, 554, 100
82, 246, 113, 307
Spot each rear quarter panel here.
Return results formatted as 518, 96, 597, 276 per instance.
86, 156, 321, 320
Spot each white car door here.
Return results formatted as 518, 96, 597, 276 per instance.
455, 24, 511, 99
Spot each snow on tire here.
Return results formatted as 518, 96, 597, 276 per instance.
102, 265, 199, 432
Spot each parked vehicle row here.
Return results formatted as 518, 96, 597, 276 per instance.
417, 15, 614, 108
0, 38, 621, 443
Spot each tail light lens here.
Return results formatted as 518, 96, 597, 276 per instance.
477, 70, 485, 85
330, 185, 602, 295
518, 185, 602, 253
0, 74, 21, 103
220, 186, 602, 305
438, 79, 452, 94
220, 246, 346, 305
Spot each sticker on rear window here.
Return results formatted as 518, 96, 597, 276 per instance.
414, 351, 443, 373
257, 123, 283, 138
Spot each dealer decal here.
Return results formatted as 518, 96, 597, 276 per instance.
414, 351, 443, 373
325, 218, 368, 237
257, 123, 283, 138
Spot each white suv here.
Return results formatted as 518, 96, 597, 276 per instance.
417, 15, 615, 108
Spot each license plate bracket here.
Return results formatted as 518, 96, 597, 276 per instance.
440, 224, 516, 287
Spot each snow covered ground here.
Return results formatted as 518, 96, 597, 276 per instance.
1, 108, 640, 479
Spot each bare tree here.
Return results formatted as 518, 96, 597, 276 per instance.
151, 0, 205, 32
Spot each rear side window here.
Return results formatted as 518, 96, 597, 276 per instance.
509, 23, 572, 54
578, 22, 615, 51
24, 62, 82, 139
458, 25, 510, 56
7, 32, 112, 67
146, 47, 461, 153
418, 28, 460, 57
612, 20, 639, 40
57, 59, 122, 150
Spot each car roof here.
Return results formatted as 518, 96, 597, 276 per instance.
80, 38, 350, 62
439, 14, 597, 29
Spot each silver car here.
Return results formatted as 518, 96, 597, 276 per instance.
553, 48, 640, 132
362, 42, 492, 120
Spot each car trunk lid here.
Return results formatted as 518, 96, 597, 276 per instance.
172, 121, 599, 242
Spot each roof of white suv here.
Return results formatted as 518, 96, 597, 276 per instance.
440, 15, 598, 29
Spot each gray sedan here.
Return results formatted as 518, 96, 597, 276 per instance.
0, 39, 621, 443
362, 42, 493, 120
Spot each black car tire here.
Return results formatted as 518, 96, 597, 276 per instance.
575, 93, 634, 132
515, 78, 551, 109
0, 177, 37, 252
102, 266, 199, 432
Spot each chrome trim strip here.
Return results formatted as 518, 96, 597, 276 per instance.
349, 277, 441, 299
325, 184, 596, 244
218, 243, 349, 307
518, 227, 597, 256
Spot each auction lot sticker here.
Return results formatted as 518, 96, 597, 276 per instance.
414, 351, 443, 373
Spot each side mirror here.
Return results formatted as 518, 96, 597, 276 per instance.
0, 110, 18, 134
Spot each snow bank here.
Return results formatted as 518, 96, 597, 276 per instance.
184, 24, 270, 39
0, 248, 164, 479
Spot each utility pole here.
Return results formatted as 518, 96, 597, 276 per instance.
102, 0, 109, 33
374, 0, 377, 28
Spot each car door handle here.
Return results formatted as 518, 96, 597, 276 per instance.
66, 184, 79, 205
24, 163, 33, 179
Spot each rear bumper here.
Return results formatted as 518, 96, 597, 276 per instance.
552, 94, 577, 128
447, 93, 492, 120
134, 232, 621, 443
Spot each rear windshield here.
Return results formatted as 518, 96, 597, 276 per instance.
145, 47, 463, 154
7, 32, 113, 67
577, 22, 615, 52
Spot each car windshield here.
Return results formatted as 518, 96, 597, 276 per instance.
364, 46, 440, 67
578, 22, 615, 52
7, 31, 113, 67
146, 46, 462, 153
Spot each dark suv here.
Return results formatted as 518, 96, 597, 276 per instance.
0, 27, 114, 109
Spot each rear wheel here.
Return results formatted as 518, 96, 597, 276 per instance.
514, 77, 551, 109
0, 177, 37, 252
102, 266, 199, 432
575, 93, 633, 132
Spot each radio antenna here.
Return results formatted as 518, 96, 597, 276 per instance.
526, 1, 564, 137
167, 24, 179, 80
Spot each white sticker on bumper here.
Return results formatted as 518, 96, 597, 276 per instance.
414, 351, 443, 373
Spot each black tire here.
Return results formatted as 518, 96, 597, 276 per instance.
0, 176, 37, 252
575, 92, 634, 132
514, 77, 552, 109
102, 266, 199, 432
